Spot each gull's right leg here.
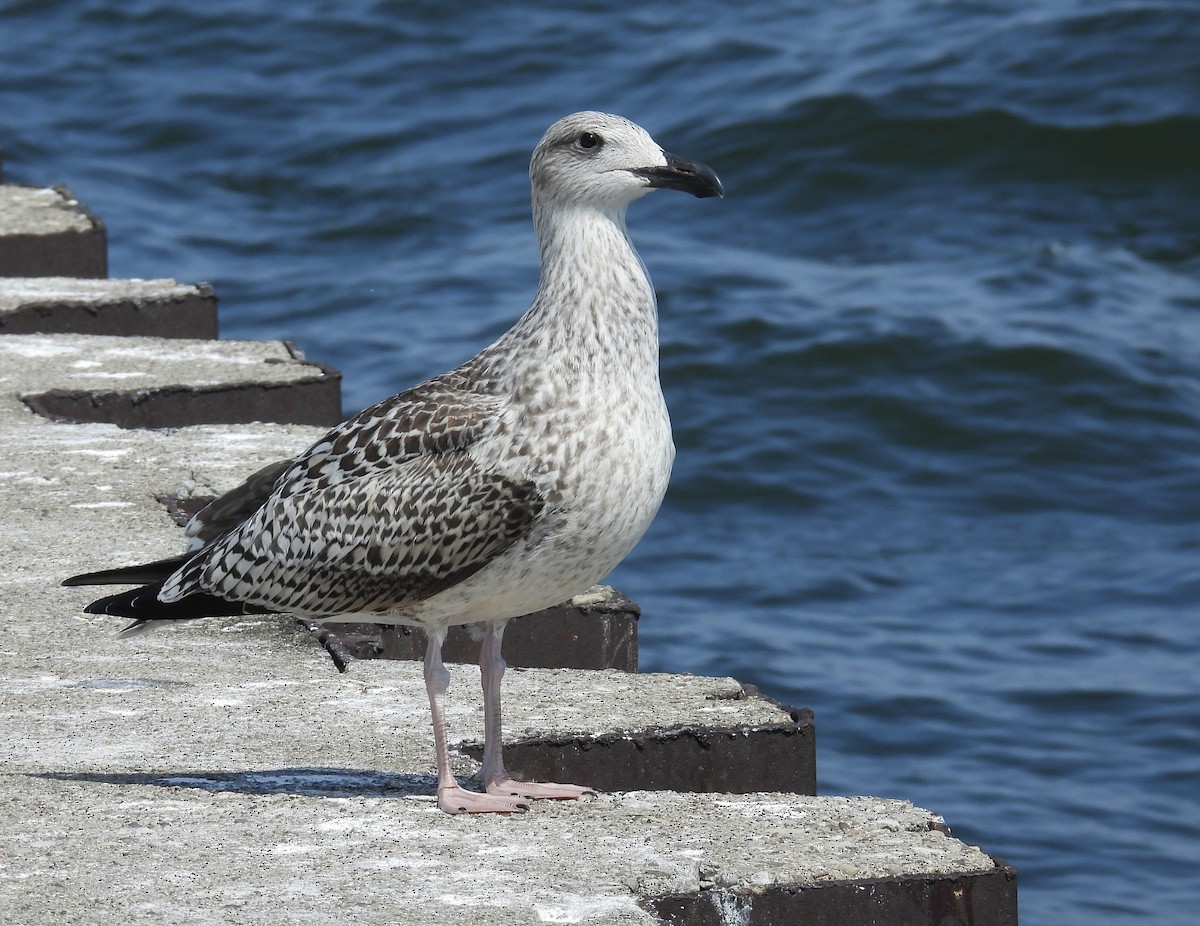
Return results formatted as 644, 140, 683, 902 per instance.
479, 619, 595, 802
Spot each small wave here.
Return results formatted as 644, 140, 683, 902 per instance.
717, 95, 1200, 190
668, 319, 1200, 521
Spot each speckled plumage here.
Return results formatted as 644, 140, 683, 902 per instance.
67, 112, 723, 814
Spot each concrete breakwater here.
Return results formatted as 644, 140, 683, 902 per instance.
0, 177, 1016, 925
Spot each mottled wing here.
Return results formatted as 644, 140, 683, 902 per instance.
183, 374, 490, 552
161, 377, 542, 616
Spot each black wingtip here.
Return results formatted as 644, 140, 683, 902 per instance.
78, 581, 274, 622
80, 583, 167, 617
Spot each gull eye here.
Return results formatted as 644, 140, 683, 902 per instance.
578, 131, 602, 150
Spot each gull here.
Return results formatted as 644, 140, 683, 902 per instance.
64, 112, 723, 814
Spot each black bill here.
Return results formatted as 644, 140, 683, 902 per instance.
632, 151, 724, 199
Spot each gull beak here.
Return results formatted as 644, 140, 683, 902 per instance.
632, 152, 724, 199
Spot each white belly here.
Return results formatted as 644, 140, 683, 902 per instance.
398, 380, 674, 627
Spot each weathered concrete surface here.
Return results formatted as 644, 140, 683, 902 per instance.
1, 612, 997, 925
0, 343, 1009, 925
0, 185, 106, 277
0, 277, 219, 338
2, 332, 341, 427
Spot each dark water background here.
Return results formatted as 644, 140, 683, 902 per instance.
4, 1, 1199, 922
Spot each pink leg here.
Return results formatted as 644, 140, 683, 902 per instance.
423, 627, 528, 814
479, 620, 596, 802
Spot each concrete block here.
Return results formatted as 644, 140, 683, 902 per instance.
304, 585, 641, 672
470, 688, 817, 796
0, 332, 341, 428
0, 184, 106, 277
0, 277, 219, 338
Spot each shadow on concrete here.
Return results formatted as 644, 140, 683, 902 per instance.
36, 768, 442, 799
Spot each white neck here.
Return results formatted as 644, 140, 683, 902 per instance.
516, 196, 659, 359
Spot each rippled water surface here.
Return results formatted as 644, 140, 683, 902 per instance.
3, 2, 1199, 922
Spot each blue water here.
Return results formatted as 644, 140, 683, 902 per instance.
4, 1, 1199, 922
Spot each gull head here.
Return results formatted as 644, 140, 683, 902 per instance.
530, 112, 723, 212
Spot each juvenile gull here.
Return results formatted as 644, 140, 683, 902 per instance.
64, 112, 723, 815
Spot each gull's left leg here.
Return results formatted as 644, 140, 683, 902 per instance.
478, 618, 597, 802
